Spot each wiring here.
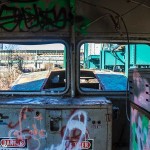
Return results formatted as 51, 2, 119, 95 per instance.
110, 50, 125, 65
121, 2, 142, 17
81, 13, 110, 30
110, 45, 125, 65
78, 0, 131, 122
125, 79, 130, 122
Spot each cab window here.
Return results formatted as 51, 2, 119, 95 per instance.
79, 43, 150, 92
0, 43, 67, 94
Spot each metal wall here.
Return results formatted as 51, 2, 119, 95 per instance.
0, 97, 112, 150
1, 0, 150, 39
129, 68, 150, 150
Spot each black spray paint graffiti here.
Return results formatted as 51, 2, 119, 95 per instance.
0, 0, 39, 3
9, 0, 38, 2
0, 4, 72, 32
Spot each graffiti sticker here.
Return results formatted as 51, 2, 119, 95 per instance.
66, 139, 94, 150
0, 138, 27, 149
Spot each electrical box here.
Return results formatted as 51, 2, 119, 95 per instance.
0, 96, 112, 150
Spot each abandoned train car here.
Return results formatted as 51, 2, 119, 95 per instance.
0, 0, 150, 150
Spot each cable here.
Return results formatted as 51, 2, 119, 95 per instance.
110, 45, 125, 65
78, 0, 131, 122
125, 79, 130, 122
121, 3, 142, 17
81, 13, 111, 30
111, 50, 125, 65
129, 0, 150, 9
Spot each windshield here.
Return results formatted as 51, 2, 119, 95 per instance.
0, 43, 67, 93
80, 43, 150, 92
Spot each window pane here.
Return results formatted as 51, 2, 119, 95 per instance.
0, 43, 66, 93
80, 43, 150, 91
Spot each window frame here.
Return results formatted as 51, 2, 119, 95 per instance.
76, 39, 150, 96
0, 39, 70, 96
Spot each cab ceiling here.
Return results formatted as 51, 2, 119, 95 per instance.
76, 0, 150, 37
0, 0, 150, 40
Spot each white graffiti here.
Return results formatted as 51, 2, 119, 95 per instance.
7, 108, 88, 150
49, 110, 87, 150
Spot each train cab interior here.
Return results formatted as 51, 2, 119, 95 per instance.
0, 0, 150, 150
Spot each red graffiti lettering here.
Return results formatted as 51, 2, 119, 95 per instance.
8, 107, 33, 129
